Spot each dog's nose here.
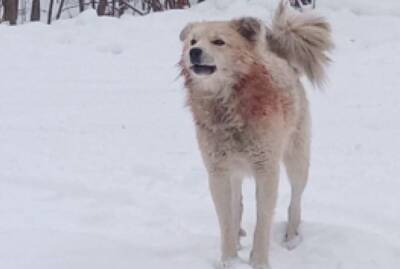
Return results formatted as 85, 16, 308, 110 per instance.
190, 48, 202, 64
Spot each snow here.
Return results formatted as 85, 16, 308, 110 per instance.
1, 1, 400, 268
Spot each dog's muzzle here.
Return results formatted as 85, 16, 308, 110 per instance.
189, 48, 216, 75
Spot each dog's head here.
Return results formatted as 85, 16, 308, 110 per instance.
179, 18, 264, 90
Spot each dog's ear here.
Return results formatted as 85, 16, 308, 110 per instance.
232, 17, 262, 42
180, 23, 194, 42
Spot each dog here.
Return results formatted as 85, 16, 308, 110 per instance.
179, 2, 333, 268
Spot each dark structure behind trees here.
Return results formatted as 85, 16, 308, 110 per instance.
30, 0, 40, 21
2, 0, 18, 25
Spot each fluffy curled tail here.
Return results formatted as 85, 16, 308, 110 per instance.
267, 1, 334, 88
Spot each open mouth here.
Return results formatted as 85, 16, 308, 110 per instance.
191, 65, 217, 75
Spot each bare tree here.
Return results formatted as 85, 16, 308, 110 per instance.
79, 0, 85, 12
97, 0, 107, 15
164, 0, 173, 9
47, 0, 54, 24
176, 0, 190, 8
20, 0, 26, 23
56, 0, 65, 19
118, 0, 127, 16
1, 0, 6, 22
31, 0, 40, 21
111, 0, 116, 16
2, 0, 18, 25
165, 0, 189, 9
150, 0, 162, 12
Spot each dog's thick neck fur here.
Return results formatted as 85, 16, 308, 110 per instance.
180, 59, 291, 134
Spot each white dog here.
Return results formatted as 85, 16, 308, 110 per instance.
179, 2, 333, 268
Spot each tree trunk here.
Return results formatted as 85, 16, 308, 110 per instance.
1, 0, 7, 22
30, 0, 40, 21
164, 0, 173, 9
47, 0, 54, 24
78, 0, 85, 12
2, 0, 18, 25
56, 0, 65, 19
97, 0, 107, 15
118, 0, 126, 16
111, 0, 116, 16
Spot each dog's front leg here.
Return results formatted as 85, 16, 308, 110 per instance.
250, 163, 279, 269
209, 171, 238, 266
231, 176, 244, 250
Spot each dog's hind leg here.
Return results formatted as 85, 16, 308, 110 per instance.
283, 114, 310, 250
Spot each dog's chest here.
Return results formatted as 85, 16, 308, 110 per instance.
198, 124, 255, 156
192, 94, 244, 130
192, 95, 259, 153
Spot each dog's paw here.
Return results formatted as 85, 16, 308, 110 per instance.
249, 260, 271, 269
283, 232, 303, 250
215, 257, 245, 269
249, 253, 270, 269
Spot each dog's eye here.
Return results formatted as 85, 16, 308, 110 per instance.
190, 39, 197, 46
212, 39, 225, 46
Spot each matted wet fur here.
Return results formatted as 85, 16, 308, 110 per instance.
179, 2, 333, 268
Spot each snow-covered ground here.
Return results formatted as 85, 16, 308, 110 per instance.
1, 0, 400, 268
